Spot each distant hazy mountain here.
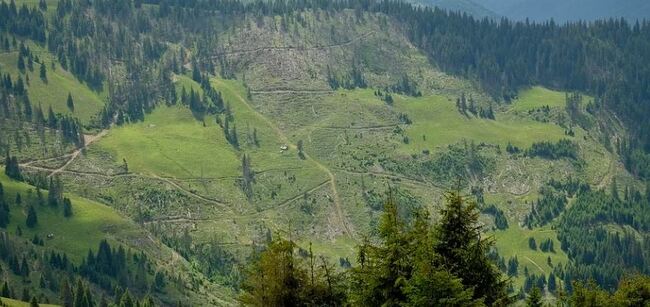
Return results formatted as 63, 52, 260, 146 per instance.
475, 0, 650, 22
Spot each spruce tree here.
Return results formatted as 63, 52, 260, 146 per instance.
433, 191, 510, 305
26, 205, 37, 228
17, 56, 25, 71
63, 198, 73, 217
239, 238, 302, 306
526, 287, 543, 307
0, 201, 9, 228
66, 93, 74, 111
1, 281, 11, 297
60, 278, 73, 307
39, 64, 47, 82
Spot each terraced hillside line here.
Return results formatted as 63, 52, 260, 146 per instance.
21, 153, 74, 167
208, 31, 376, 58
243, 179, 331, 218
149, 174, 230, 208
217, 80, 355, 239
21, 164, 233, 210
250, 89, 334, 94
335, 168, 446, 189
317, 124, 399, 130
524, 256, 546, 274
19, 124, 113, 177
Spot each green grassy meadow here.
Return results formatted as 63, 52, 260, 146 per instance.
510, 86, 568, 112
492, 225, 569, 285
0, 42, 105, 124
97, 104, 242, 179
1, 171, 145, 262
394, 92, 567, 153
0, 297, 58, 307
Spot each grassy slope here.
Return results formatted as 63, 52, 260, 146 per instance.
1, 172, 145, 262
0, 297, 58, 307
91, 76, 336, 247
0, 171, 236, 305
91, 76, 616, 294
97, 104, 241, 179
98, 75, 322, 180
510, 86, 567, 112
395, 91, 566, 153
492, 225, 569, 285
0, 42, 105, 124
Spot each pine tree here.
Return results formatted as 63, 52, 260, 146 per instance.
4, 153, 22, 181
60, 278, 73, 307
120, 290, 134, 307
1, 281, 11, 297
239, 238, 302, 306
39, 64, 47, 82
297, 140, 305, 159
66, 93, 74, 111
73, 280, 84, 307
17, 56, 25, 71
20, 256, 30, 277
403, 210, 480, 307
350, 197, 410, 305
526, 287, 543, 307
26, 205, 37, 228
21, 287, 30, 301
30, 296, 39, 307
63, 198, 73, 217
0, 201, 9, 228
433, 191, 510, 305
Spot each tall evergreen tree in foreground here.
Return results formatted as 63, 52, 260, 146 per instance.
239, 237, 346, 306
433, 192, 510, 305
240, 191, 510, 306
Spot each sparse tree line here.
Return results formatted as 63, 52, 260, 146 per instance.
1, 51, 85, 156
0, 179, 72, 231
456, 93, 495, 120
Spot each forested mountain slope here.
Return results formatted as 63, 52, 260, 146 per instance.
0, 0, 649, 305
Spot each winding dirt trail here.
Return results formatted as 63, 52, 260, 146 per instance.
20, 123, 112, 177
21, 161, 232, 209
524, 256, 546, 274
149, 173, 230, 208
218, 80, 355, 239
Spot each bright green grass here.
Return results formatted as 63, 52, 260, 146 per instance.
210, 78, 323, 172
0, 172, 142, 262
394, 92, 566, 152
299, 236, 357, 263
510, 86, 567, 112
97, 76, 319, 180
13, 0, 58, 9
97, 105, 241, 179
175, 74, 204, 96
0, 297, 58, 307
492, 225, 568, 285
0, 43, 105, 124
